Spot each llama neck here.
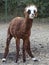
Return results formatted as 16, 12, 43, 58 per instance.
25, 18, 33, 32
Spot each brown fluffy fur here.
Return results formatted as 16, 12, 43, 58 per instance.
3, 9, 35, 63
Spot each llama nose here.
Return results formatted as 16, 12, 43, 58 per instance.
32, 14, 34, 16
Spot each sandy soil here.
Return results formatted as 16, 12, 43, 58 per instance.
0, 20, 49, 65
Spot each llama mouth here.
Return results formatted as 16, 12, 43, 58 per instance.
32, 14, 35, 17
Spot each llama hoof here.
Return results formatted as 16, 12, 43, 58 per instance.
2, 58, 6, 62
15, 59, 18, 63
32, 57, 40, 62
15, 61, 17, 63
23, 59, 26, 63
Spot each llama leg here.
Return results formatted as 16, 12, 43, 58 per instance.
24, 38, 34, 58
22, 40, 26, 62
26, 40, 34, 58
15, 38, 20, 63
2, 34, 12, 62
25, 38, 39, 61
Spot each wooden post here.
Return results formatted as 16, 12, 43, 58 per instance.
5, 0, 7, 22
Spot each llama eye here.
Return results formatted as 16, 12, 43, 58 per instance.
34, 10, 36, 13
27, 10, 31, 14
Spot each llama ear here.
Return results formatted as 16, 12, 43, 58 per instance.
24, 11, 26, 17
24, 8, 26, 14
24, 11, 29, 18
24, 8, 29, 17
24, 10, 26, 14
35, 12, 38, 17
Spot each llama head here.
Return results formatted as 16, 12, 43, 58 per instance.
24, 5, 37, 19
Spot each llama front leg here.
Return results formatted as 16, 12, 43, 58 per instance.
15, 38, 20, 63
22, 38, 34, 62
24, 38, 34, 58
2, 34, 12, 62
22, 40, 26, 62
26, 39, 34, 58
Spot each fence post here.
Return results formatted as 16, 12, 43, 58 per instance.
5, 0, 7, 22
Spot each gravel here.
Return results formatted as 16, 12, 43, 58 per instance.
0, 21, 49, 65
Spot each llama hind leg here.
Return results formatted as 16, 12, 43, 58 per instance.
15, 38, 20, 63
25, 38, 39, 61
2, 34, 12, 62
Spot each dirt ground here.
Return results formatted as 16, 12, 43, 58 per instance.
0, 19, 49, 65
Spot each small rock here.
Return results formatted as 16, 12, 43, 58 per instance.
27, 64, 32, 65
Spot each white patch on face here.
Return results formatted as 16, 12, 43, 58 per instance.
25, 5, 37, 19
